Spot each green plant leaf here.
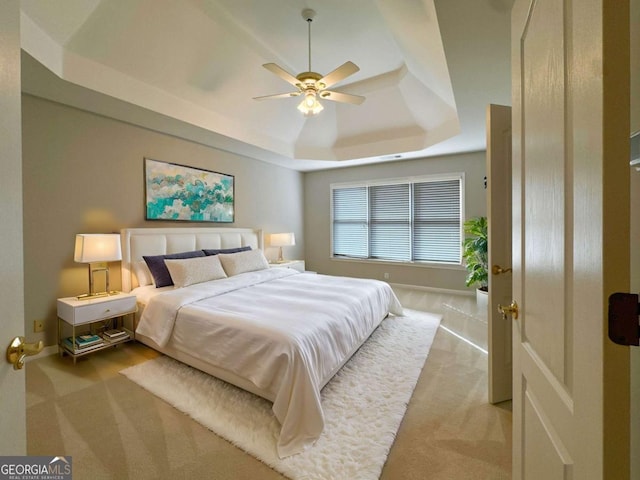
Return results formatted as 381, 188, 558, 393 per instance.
462, 216, 488, 289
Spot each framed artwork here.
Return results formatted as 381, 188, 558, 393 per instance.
144, 158, 234, 223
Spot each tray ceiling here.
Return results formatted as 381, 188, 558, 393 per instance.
19, 0, 513, 171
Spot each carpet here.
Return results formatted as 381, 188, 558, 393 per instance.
120, 309, 441, 480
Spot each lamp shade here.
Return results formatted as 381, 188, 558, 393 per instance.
74, 234, 122, 263
270, 232, 296, 247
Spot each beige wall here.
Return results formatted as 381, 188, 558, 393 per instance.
303, 151, 487, 291
22, 94, 304, 346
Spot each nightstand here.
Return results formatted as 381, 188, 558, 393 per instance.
269, 260, 305, 272
57, 292, 137, 363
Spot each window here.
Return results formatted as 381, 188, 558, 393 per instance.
331, 174, 463, 264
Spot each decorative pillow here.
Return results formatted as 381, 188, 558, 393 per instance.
202, 246, 252, 256
132, 260, 153, 287
218, 249, 269, 276
143, 250, 205, 288
164, 255, 227, 288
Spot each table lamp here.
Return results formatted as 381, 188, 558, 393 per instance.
270, 233, 295, 263
74, 233, 122, 299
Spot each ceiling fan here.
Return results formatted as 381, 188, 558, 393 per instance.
253, 8, 365, 116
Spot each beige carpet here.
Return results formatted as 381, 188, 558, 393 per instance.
120, 310, 441, 480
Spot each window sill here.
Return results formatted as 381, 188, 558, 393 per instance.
330, 256, 465, 271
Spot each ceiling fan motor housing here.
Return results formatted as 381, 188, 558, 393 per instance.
296, 71, 324, 91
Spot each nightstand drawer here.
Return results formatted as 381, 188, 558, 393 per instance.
57, 293, 137, 325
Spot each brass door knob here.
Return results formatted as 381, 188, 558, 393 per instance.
6, 336, 44, 370
492, 264, 513, 275
498, 301, 519, 320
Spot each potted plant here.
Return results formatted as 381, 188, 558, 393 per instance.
462, 216, 488, 307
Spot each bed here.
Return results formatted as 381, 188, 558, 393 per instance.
120, 227, 402, 457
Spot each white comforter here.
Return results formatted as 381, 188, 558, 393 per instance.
135, 268, 403, 457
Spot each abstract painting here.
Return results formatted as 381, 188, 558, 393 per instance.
144, 158, 234, 222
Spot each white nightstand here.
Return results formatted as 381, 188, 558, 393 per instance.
57, 292, 137, 363
269, 260, 305, 273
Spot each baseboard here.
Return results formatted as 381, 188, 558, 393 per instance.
389, 282, 473, 297
25, 344, 59, 362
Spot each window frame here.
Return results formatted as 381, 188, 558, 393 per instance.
330, 173, 466, 267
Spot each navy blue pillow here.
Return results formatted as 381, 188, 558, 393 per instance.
202, 246, 252, 256
143, 250, 206, 288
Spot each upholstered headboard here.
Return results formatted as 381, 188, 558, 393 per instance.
120, 227, 263, 292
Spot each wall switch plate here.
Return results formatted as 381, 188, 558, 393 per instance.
33, 320, 45, 332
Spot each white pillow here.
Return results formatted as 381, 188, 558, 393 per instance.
133, 260, 153, 287
164, 255, 227, 288
218, 249, 269, 276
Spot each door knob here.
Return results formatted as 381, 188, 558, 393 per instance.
498, 301, 519, 320
492, 264, 513, 275
6, 336, 44, 370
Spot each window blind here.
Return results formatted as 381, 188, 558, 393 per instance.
413, 180, 461, 263
331, 175, 463, 264
370, 183, 410, 261
332, 187, 368, 258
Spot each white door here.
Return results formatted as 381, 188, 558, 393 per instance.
487, 104, 513, 404
0, 1, 27, 455
511, 0, 630, 478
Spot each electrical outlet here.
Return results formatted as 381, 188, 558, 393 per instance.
383, 272, 389, 280
33, 320, 45, 333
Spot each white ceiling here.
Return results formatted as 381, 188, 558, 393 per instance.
19, 0, 513, 172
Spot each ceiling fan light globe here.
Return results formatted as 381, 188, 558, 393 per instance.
297, 95, 323, 116
304, 93, 316, 108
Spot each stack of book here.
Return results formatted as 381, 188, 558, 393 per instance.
63, 334, 104, 353
101, 329, 130, 343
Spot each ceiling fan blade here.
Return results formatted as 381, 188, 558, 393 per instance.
319, 90, 365, 105
317, 61, 360, 89
253, 91, 302, 100
262, 63, 302, 87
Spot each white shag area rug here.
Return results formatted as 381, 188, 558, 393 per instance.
120, 309, 441, 480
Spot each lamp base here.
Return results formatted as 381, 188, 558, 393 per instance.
76, 291, 120, 301
77, 262, 119, 300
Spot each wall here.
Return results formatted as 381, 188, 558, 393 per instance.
303, 151, 486, 291
22, 94, 304, 347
